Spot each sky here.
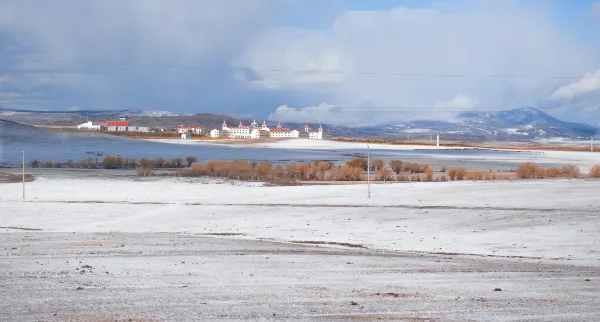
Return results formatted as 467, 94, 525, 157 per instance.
1, 0, 600, 126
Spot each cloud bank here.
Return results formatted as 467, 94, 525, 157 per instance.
0, 1, 599, 126
236, 2, 600, 125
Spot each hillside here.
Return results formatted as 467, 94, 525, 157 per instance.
2, 107, 597, 141
368, 108, 598, 141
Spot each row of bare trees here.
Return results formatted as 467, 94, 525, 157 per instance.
31, 156, 199, 170
516, 162, 585, 179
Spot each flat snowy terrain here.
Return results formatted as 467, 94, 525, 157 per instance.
2, 176, 599, 320
2, 177, 599, 264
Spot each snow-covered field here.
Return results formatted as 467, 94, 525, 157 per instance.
2, 176, 599, 320
2, 177, 599, 266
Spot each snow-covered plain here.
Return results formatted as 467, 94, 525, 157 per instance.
2, 177, 599, 266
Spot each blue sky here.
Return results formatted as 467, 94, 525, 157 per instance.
1, 0, 599, 125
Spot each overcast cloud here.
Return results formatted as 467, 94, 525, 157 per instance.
1, 0, 599, 125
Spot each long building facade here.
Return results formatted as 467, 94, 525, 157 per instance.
210, 120, 330, 139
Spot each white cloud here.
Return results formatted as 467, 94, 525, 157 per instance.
549, 70, 600, 101
0, 0, 284, 110
237, 2, 599, 124
269, 103, 381, 126
434, 94, 478, 109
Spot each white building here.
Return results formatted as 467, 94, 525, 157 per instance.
210, 129, 230, 138
304, 124, 332, 140
213, 120, 330, 140
178, 125, 204, 135
127, 126, 149, 132
268, 122, 299, 138
76, 121, 102, 130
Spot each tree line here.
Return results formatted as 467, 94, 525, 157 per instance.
29, 156, 600, 182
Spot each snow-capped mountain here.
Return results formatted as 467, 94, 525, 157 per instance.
361, 108, 598, 141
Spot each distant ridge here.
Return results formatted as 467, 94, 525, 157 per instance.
1, 106, 597, 141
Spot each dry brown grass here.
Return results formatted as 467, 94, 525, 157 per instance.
0, 172, 35, 183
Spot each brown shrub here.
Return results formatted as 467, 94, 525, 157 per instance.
254, 162, 272, 177
229, 160, 253, 180
285, 162, 298, 179
559, 164, 580, 178
376, 168, 393, 181
448, 168, 467, 180
403, 162, 429, 174
77, 157, 95, 169
139, 158, 153, 169
424, 167, 435, 181
389, 160, 403, 174
315, 161, 334, 180
545, 167, 561, 178
327, 165, 363, 181
516, 162, 543, 179
346, 158, 368, 170
101, 156, 125, 169
186, 156, 197, 167
154, 157, 167, 168
370, 159, 386, 171
590, 165, 600, 178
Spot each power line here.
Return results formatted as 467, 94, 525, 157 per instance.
2, 56, 599, 79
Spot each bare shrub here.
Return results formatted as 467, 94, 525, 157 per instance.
154, 157, 167, 168
376, 168, 393, 181
403, 162, 429, 174
229, 159, 253, 180
186, 156, 197, 167
285, 162, 298, 179
389, 160, 403, 174
315, 161, 334, 180
590, 165, 600, 178
425, 167, 435, 181
77, 157, 95, 169
448, 168, 467, 180
346, 158, 368, 170
101, 156, 125, 169
370, 159, 386, 171
545, 167, 561, 178
170, 157, 184, 168
254, 162, 272, 177
327, 165, 363, 181
516, 162, 544, 179
559, 164, 580, 178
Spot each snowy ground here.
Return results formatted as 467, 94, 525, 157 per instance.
2, 176, 599, 265
2, 176, 599, 320
1, 232, 598, 321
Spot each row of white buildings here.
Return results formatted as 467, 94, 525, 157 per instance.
209, 120, 332, 140
76, 120, 150, 132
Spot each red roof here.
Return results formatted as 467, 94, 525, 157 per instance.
270, 128, 292, 133
99, 121, 130, 127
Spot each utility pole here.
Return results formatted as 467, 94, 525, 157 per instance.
367, 144, 371, 199
22, 150, 25, 199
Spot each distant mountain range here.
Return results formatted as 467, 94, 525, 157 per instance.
1, 107, 596, 141
360, 107, 598, 141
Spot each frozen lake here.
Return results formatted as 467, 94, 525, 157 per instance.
3, 135, 596, 170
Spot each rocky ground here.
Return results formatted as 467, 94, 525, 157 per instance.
1, 232, 598, 321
